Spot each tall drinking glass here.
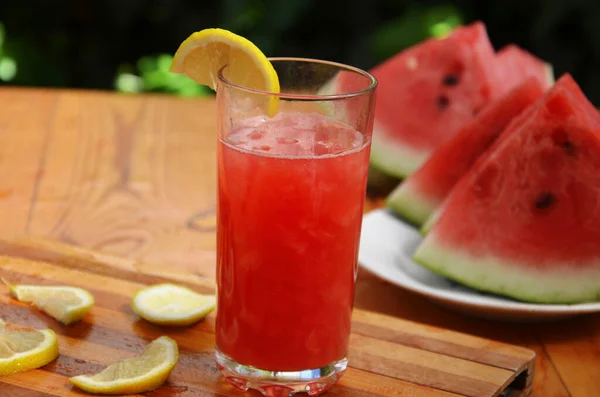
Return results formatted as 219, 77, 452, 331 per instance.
215, 58, 377, 396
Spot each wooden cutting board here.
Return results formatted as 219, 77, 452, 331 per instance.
0, 237, 535, 397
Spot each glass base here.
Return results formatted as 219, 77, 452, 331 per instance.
215, 349, 347, 396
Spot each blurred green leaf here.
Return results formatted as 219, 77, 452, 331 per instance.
137, 56, 157, 74
423, 5, 463, 37
143, 69, 167, 90
0, 56, 16, 81
116, 53, 213, 97
157, 54, 173, 72
115, 73, 142, 93
429, 21, 455, 38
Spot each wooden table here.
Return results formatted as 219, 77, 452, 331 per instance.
0, 87, 597, 397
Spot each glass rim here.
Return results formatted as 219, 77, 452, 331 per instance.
217, 57, 378, 101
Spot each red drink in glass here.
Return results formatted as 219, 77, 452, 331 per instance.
215, 58, 376, 396
217, 112, 369, 371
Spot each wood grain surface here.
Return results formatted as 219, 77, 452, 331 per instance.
0, 87, 598, 396
0, 238, 533, 396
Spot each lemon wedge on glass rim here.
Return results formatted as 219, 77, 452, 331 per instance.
3, 278, 94, 325
0, 319, 59, 376
70, 336, 178, 395
169, 28, 280, 115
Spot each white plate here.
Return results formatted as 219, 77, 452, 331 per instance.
358, 208, 600, 322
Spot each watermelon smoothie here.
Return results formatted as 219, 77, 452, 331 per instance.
214, 57, 376, 395
216, 111, 370, 371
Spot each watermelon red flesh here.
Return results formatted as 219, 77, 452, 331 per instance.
370, 22, 501, 179
413, 74, 600, 303
419, 73, 587, 235
387, 78, 546, 226
496, 45, 554, 91
415, 55, 556, 231
471, 73, 600, 168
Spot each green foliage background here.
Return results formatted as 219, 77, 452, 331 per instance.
0, 1, 598, 103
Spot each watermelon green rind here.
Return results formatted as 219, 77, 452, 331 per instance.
386, 181, 437, 226
544, 63, 555, 86
370, 123, 427, 179
413, 234, 600, 303
419, 208, 440, 236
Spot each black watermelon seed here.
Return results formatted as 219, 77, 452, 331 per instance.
443, 74, 459, 86
552, 128, 576, 156
535, 193, 556, 210
561, 140, 576, 156
437, 95, 450, 110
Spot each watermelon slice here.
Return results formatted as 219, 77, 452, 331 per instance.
496, 45, 554, 91
413, 74, 600, 303
387, 78, 546, 226
369, 22, 501, 179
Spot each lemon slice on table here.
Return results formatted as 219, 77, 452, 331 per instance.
70, 336, 178, 395
0, 319, 59, 376
3, 279, 95, 325
169, 28, 280, 115
131, 283, 216, 326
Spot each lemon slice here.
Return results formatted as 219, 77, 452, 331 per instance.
0, 319, 59, 375
131, 283, 216, 326
3, 279, 95, 325
70, 336, 178, 395
169, 28, 279, 114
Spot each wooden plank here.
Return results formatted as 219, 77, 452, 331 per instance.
349, 333, 514, 397
0, 383, 51, 397
27, 92, 218, 279
1, 370, 79, 397
0, 88, 57, 238
352, 310, 534, 371
339, 368, 461, 397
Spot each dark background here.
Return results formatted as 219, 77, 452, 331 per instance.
0, 0, 598, 104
